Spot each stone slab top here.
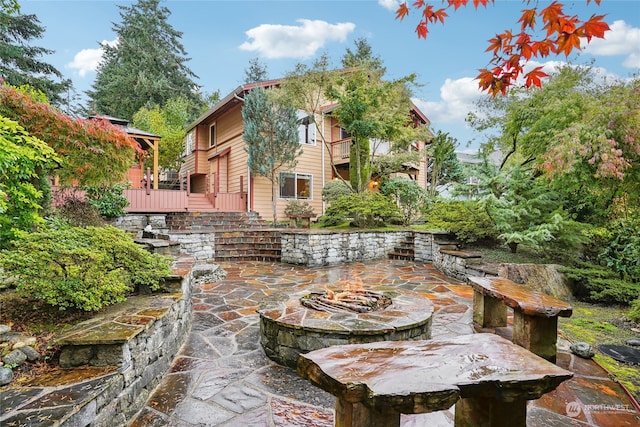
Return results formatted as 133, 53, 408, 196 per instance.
467, 276, 573, 318
297, 333, 573, 414
439, 249, 482, 259
55, 293, 182, 346
258, 286, 434, 336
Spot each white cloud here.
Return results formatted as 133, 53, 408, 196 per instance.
582, 20, 640, 68
67, 39, 118, 77
378, 0, 400, 12
414, 77, 484, 126
239, 19, 355, 59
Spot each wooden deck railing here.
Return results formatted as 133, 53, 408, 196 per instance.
123, 189, 189, 212
331, 138, 351, 164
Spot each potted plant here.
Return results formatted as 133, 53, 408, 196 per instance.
284, 201, 315, 228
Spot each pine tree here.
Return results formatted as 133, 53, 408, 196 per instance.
0, 9, 72, 107
341, 38, 384, 72
88, 0, 203, 120
243, 57, 269, 84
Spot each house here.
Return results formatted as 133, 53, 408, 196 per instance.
180, 78, 432, 221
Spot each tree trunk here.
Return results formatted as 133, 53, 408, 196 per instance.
270, 175, 277, 224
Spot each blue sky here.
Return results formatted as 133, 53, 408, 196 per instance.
19, 0, 640, 152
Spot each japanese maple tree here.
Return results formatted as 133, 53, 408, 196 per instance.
396, 0, 610, 95
0, 84, 140, 187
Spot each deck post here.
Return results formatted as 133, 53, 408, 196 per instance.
145, 168, 151, 195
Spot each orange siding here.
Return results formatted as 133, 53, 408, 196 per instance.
181, 153, 196, 175
251, 113, 329, 222
182, 88, 430, 221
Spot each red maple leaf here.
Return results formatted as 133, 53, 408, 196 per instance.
396, 2, 410, 20
519, 8, 537, 30
583, 15, 610, 40
416, 21, 429, 38
524, 67, 550, 88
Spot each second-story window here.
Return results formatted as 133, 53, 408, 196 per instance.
340, 127, 351, 139
185, 131, 195, 154
209, 124, 216, 148
297, 112, 316, 145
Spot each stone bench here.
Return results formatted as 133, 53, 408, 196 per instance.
297, 333, 573, 427
467, 276, 573, 362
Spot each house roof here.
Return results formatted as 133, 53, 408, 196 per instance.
187, 79, 281, 131
89, 115, 161, 151
187, 73, 431, 131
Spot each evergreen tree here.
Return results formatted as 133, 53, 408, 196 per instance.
243, 57, 269, 84
341, 37, 384, 72
242, 87, 302, 223
88, 0, 203, 120
0, 9, 72, 107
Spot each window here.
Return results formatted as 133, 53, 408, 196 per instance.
280, 172, 312, 199
371, 138, 391, 155
297, 111, 316, 145
340, 127, 351, 139
185, 131, 195, 154
209, 123, 216, 148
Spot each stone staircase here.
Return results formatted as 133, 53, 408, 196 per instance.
165, 211, 268, 231
162, 211, 281, 262
213, 230, 282, 262
388, 232, 415, 261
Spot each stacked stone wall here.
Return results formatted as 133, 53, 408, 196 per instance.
281, 231, 409, 266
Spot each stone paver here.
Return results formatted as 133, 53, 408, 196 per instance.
129, 260, 640, 426
2, 259, 637, 426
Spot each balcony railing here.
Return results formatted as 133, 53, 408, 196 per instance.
331, 138, 351, 164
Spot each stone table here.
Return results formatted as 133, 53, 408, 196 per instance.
468, 276, 573, 361
297, 333, 573, 427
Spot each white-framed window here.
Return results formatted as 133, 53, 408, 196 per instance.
279, 172, 312, 199
297, 111, 316, 145
209, 123, 217, 148
185, 131, 195, 154
371, 138, 391, 155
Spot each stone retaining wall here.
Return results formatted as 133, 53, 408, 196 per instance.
280, 230, 409, 266
49, 259, 224, 427
279, 229, 483, 280
165, 232, 216, 261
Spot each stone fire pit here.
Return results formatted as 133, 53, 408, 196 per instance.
258, 283, 434, 368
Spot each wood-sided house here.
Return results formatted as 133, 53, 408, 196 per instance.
180, 79, 431, 221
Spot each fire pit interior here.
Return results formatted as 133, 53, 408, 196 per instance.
258, 277, 434, 368
300, 288, 392, 313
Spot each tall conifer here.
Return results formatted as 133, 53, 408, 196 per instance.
88, 0, 203, 120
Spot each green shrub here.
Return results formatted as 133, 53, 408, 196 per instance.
598, 216, 640, 282
422, 199, 496, 244
0, 225, 172, 311
321, 179, 353, 202
380, 177, 429, 226
561, 261, 640, 305
321, 191, 401, 228
84, 184, 130, 218
55, 193, 105, 227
